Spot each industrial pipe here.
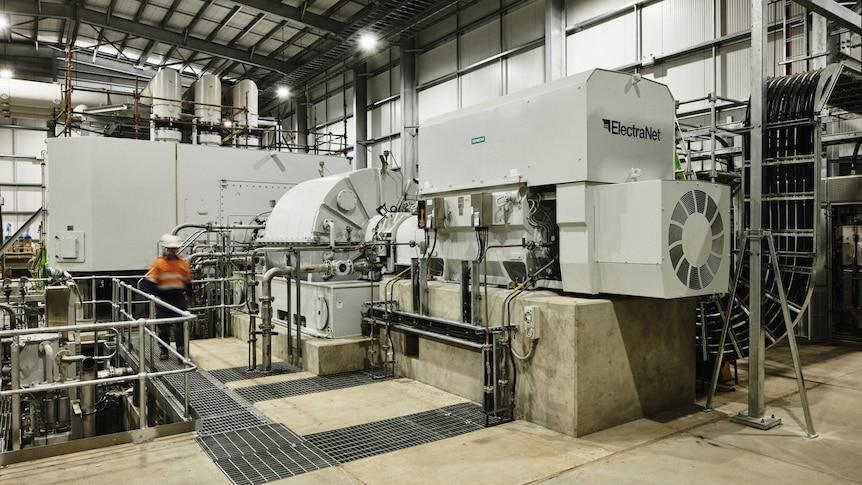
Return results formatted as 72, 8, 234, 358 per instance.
171, 223, 266, 236
40, 341, 56, 383
80, 357, 96, 438
260, 266, 297, 372
1, 303, 17, 326
259, 260, 376, 371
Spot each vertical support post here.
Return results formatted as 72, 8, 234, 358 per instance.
11, 336, 20, 450
353, 63, 368, 170
295, 93, 309, 153
400, 41, 419, 183
138, 319, 147, 430
544, 0, 566, 82
730, 0, 780, 430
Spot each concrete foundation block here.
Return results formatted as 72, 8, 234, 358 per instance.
230, 313, 370, 375
385, 280, 695, 437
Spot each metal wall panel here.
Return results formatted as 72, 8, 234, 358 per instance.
370, 104, 393, 137
369, 71, 393, 103
418, 41, 458, 85
460, 0, 504, 26
566, 0, 629, 24
506, 46, 545, 94
460, 21, 501, 68
504, 1, 544, 49
643, 0, 714, 56
717, 42, 750, 101
461, 64, 503, 108
567, 16, 636, 74
418, 80, 458, 123
649, 54, 713, 108
416, 16, 457, 47
327, 91, 345, 120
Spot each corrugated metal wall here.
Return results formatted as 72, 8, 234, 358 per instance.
296, 0, 856, 161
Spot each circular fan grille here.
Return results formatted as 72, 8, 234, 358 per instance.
668, 189, 725, 290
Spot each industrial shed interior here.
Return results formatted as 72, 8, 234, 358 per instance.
1, 0, 861, 483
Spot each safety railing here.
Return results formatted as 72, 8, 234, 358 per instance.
0, 280, 198, 451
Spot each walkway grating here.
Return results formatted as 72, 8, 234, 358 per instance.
305, 402, 496, 464
234, 371, 397, 403
208, 363, 300, 384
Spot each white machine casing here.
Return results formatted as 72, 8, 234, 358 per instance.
416, 69, 730, 298
558, 180, 730, 298
262, 168, 402, 247
420, 69, 674, 193
268, 279, 372, 338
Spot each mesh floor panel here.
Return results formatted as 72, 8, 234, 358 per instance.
197, 424, 338, 485
208, 363, 300, 384
234, 371, 396, 403
200, 411, 271, 435
305, 402, 493, 464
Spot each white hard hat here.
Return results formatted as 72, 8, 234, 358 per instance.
160, 234, 181, 249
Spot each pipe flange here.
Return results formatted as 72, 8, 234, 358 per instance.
55, 349, 73, 368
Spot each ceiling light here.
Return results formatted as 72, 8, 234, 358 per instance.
358, 33, 378, 51
0, 17, 8, 30
0, 69, 12, 79
276, 86, 290, 99
224, 120, 233, 128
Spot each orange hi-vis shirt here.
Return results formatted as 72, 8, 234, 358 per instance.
146, 256, 192, 292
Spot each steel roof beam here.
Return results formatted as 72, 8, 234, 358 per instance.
4, 0, 298, 74
794, 0, 861, 35
227, 0, 344, 35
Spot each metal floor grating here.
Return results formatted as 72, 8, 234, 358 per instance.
305, 402, 495, 464
200, 411, 271, 435
197, 423, 338, 485
214, 444, 341, 485
208, 362, 300, 384
234, 370, 397, 403
197, 423, 304, 461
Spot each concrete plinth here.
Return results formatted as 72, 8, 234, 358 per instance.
230, 313, 370, 375
385, 280, 695, 437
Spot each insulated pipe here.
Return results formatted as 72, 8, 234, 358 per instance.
0, 303, 15, 327
80, 357, 97, 438
261, 266, 295, 372
40, 341, 56, 383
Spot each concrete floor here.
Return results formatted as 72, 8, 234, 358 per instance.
3, 338, 861, 484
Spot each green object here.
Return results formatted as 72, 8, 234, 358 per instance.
674, 151, 685, 180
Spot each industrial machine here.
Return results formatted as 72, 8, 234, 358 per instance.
416, 68, 730, 298
255, 68, 731, 424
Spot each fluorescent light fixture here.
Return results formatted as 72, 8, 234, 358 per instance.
81, 104, 129, 114
358, 33, 378, 51
276, 86, 290, 98
0, 69, 12, 79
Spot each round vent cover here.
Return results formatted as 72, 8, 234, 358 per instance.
668, 189, 725, 290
